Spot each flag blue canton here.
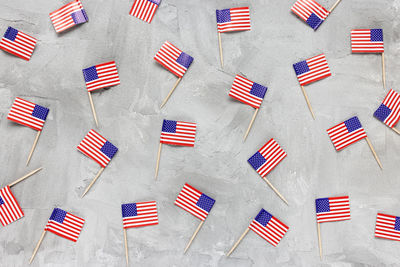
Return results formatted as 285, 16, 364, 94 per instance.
216, 9, 231, 23
32, 105, 49, 121
255, 209, 272, 227
248, 151, 266, 171
250, 83, 267, 99
71, 9, 88, 24
176, 52, 193, 69
100, 141, 118, 159
50, 208, 67, 223
293, 60, 310, 76
82, 66, 99, 82
395, 217, 400, 231
374, 104, 391, 122
162, 120, 177, 133
4, 26, 18, 41
122, 203, 137, 218
306, 13, 323, 30
316, 198, 330, 213
196, 194, 215, 212
344, 117, 362, 132
149, 0, 161, 5
370, 29, 383, 42
0, 196, 4, 205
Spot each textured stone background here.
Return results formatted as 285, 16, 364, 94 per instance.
1, 0, 400, 266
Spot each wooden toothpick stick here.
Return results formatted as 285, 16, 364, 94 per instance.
243, 109, 259, 141
382, 52, 386, 89
29, 230, 46, 264
300, 86, 315, 120
8, 167, 43, 187
26, 131, 41, 166
88, 92, 99, 127
81, 167, 105, 198
365, 137, 383, 169
226, 228, 250, 257
329, 0, 342, 12
317, 222, 322, 260
262, 177, 289, 205
154, 143, 162, 180
391, 127, 400, 135
184, 221, 204, 253
218, 32, 223, 68
123, 228, 129, 266
160, 78, 182, 108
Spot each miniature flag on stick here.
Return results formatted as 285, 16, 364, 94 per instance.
216, 7, 251, 67
0, 27, 37, 61
82, 61, 120, 127
373, 89, 400, 135
375, 213, 400, 241
248, 138, 288, 205
229, 74, 268, 141
77, 129, 118, 197
155, 120, 196, 179
227, 209, 289, 256
7, 97, 49, 166
29, 208, 85, 264
174, 183, 215, 253
121, 201, 158, 266
154, 41, 193, 108
315, 196, 350, 259
49, 0, 88, 33
129, 0, 161, 23
293, 53, 331, 119
351, 29, 385, 88
327, 116, 382, 169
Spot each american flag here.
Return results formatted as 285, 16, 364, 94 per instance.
326, 116, 367, 151
77, 129, 118, 168
160, 119, 196, 147
216, 7, 251, 33
129, 0, 161, 23
315, 196, 351, 223
293, 54, 331, 86
291, 0, 330, 30
375, 213, 400, 241
229, 75, 268, 109
82, 61, 120, 92
374, 89, 400, 128
351, 29, 384, 53
49, 0, 88, 33
7, 97, 49, 131
0, 27, 37, 61
174, 183, 215, 221
0, 186, 24, 226
45, 208, 85, 242
249, 209, 289, 247
122, 201, 158, 229
248, 138, 287, 177
154, 41, 194, 78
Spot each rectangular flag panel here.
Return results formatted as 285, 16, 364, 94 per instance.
122, 201, 158, 229
82, 61, 120, 92
49, 0, 88, 33
316, 196, 351, 223
77, 129, 118, 168
374, 89, 400, 128
248, 138, 287, 177
293, 53, 331, 86
154, 41, 193, 78
45, 208, 85, 242
351, 29, 384, 53
291, 0, 330, 30
0, 27, 37, 61
249, 209, 289, 247
375, 213, 400, 241
7, 97, 49, 131
175, 183, 215, 221
160, 119, 196, 147
326, 116, 367, 151
129, 0, 161, 23
216, 7, 251, 33
0, 186, 24, 226
229, 75, 268, 109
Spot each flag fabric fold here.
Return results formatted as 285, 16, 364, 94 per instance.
7, 97, 49, 131
375, 213, 400, 241
0, 186, 24, 226
49, 0, 88, 33
293, 54, 331, 86
216, 7, 251, 33
45, 208, 85, 242
0, 27, 37, 61
122, 201, 158, 229
351, 29, 384, 53
154, 41, 193, 78
326, 116, 367, 151
129, 0, 161, 23
229, 75, 267, 109
160, 119, 197, 147
291, 0, 329, 30
315, 196, 351, 223
373, 89, 400, 128
82, 61, 120, 92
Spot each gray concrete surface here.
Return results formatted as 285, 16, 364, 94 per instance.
1, 0, 400, 266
